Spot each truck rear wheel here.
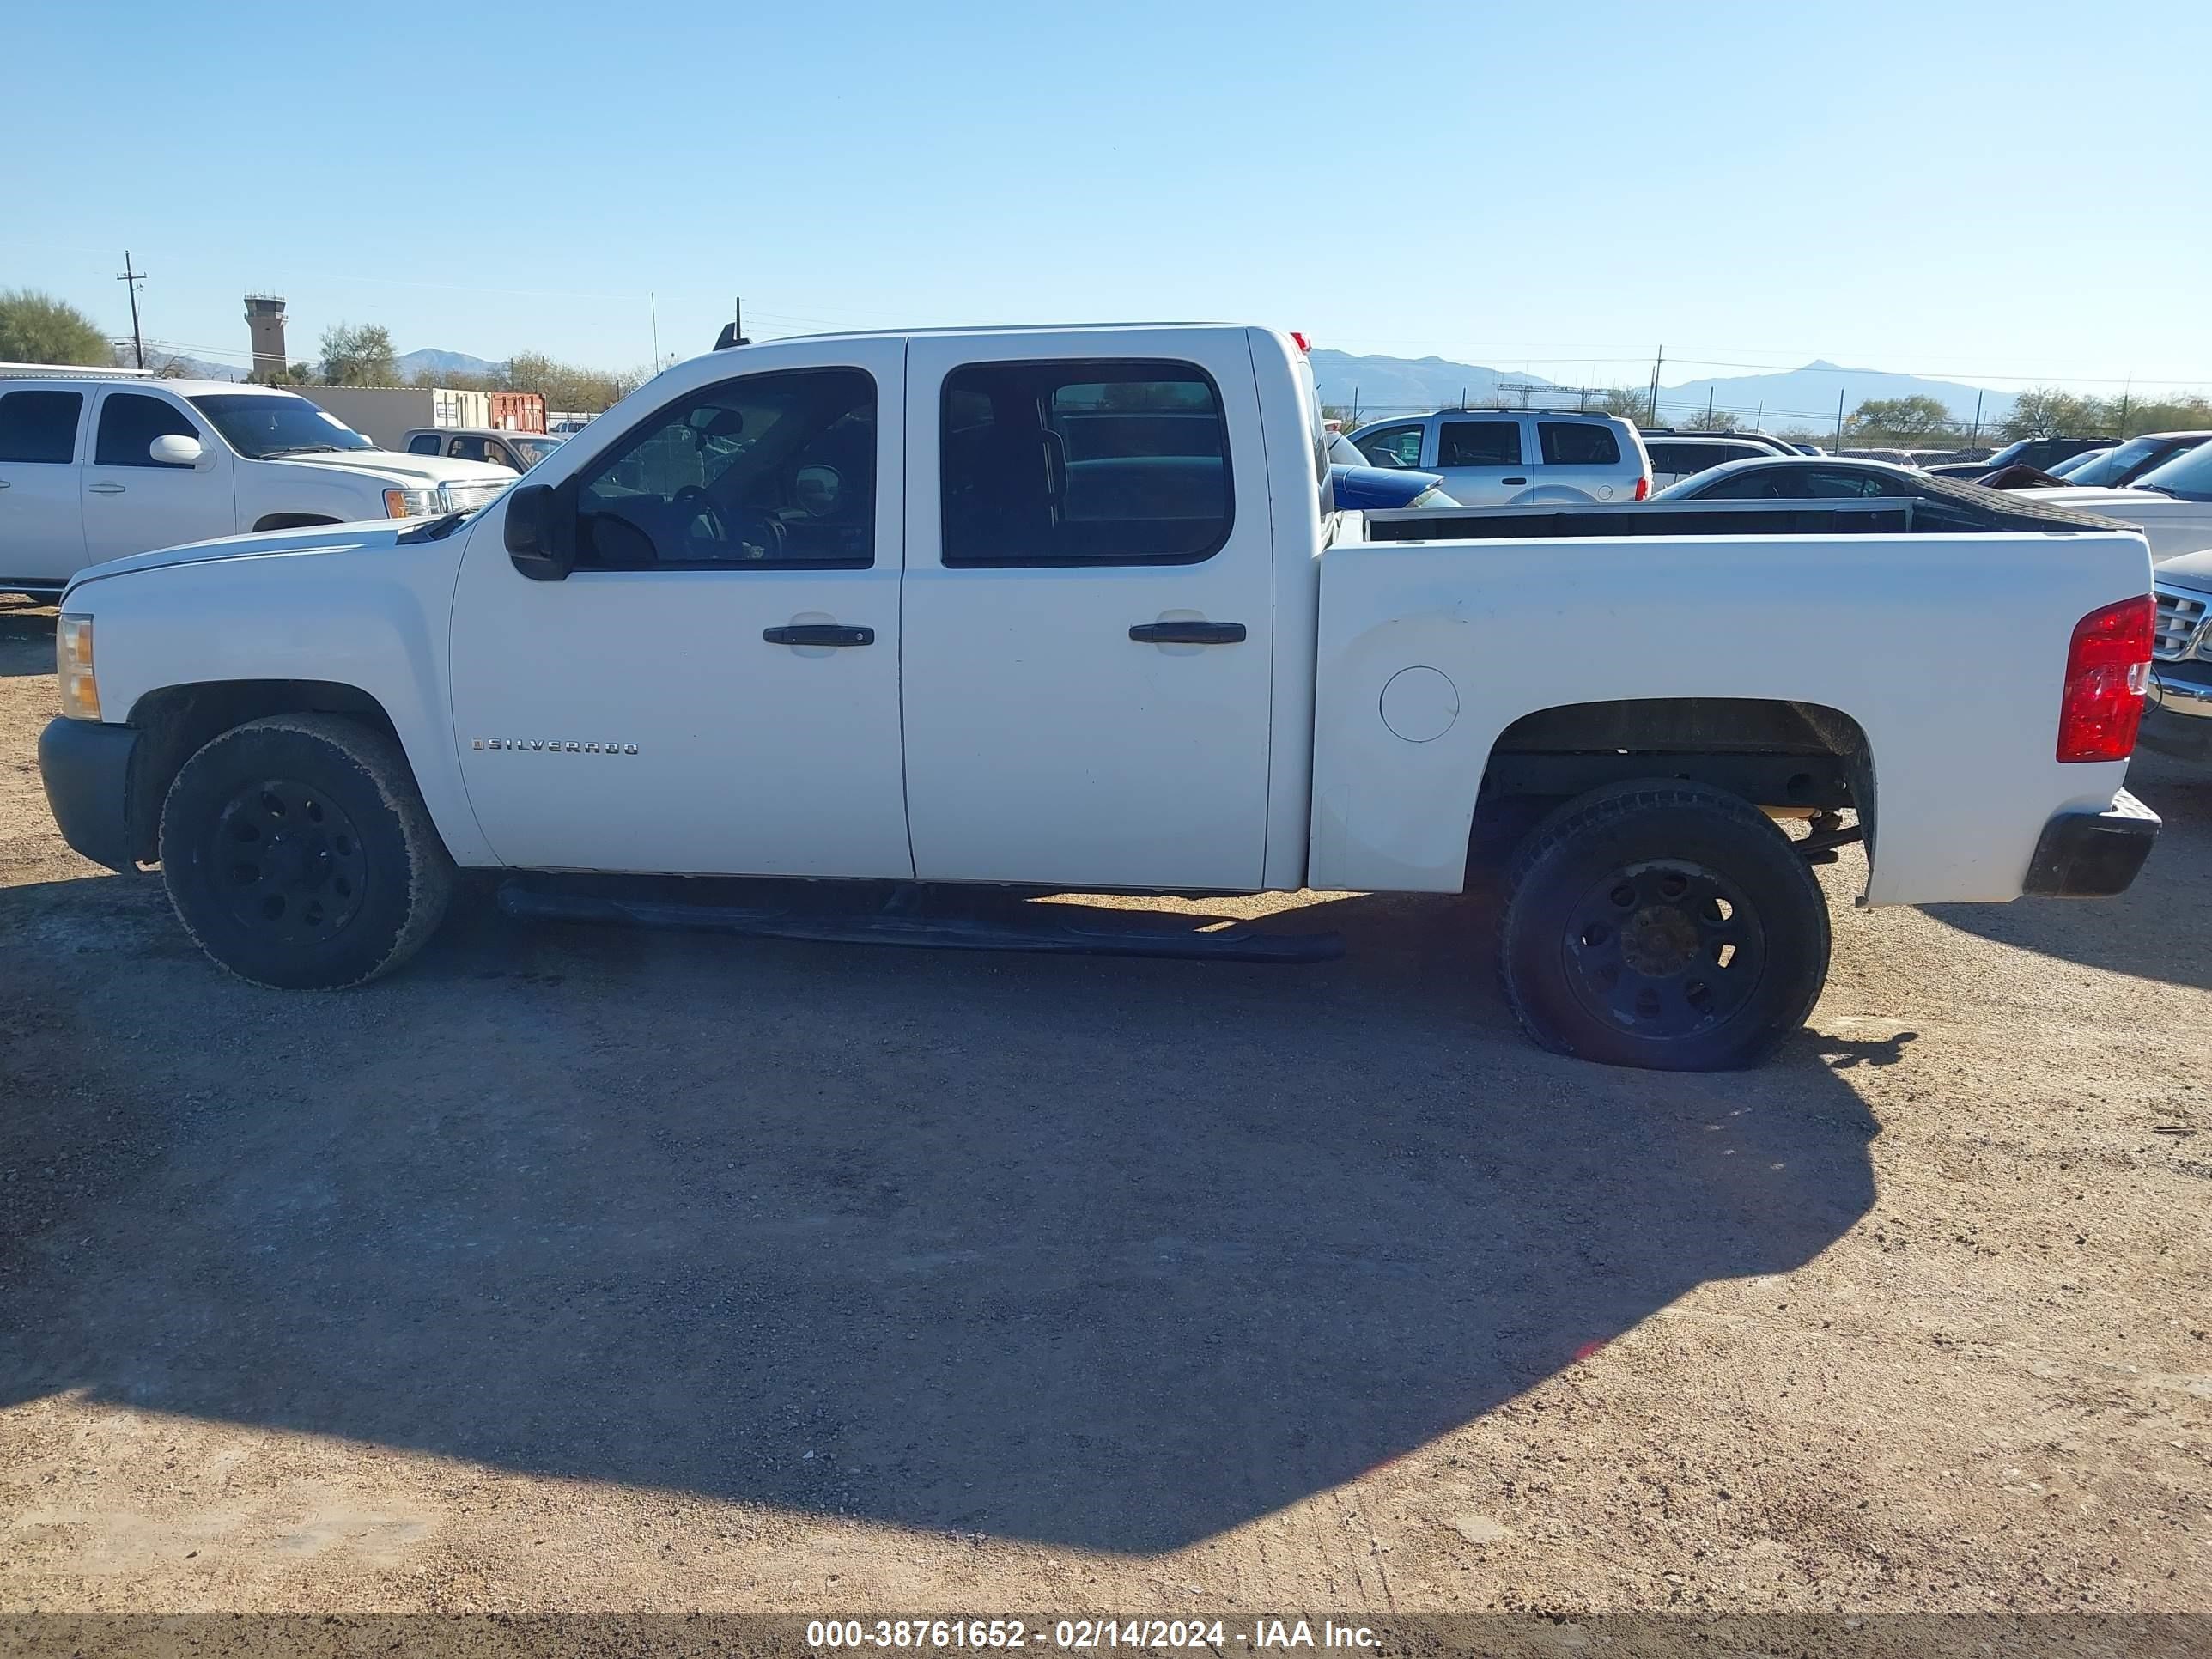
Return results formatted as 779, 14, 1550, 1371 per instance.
1498, 781, 1829, 1070
160, 714, 454, 989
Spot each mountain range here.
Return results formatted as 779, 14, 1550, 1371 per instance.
396, 347, 504, 380
137, 340, 2016, 434
1309, 348, 2014, 433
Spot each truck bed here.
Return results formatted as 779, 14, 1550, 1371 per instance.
1360, 487, 2122, 544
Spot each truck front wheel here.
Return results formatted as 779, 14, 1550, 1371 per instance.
160, 714, 454, 989
1498, 781, 1830, 1071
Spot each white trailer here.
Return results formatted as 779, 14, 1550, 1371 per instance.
293, 386, 490, 450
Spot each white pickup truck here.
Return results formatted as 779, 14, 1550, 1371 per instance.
0, 374, 514, 599
37, 325, 2163, 1070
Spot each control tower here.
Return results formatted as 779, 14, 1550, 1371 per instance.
245, 294, 288, 380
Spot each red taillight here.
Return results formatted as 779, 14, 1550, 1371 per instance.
1633, 475, 1650, 501
2056, 594, 2154, 763
1290, 331, 1310, 354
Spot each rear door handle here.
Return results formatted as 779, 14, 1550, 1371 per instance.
1129, 621, 1247, 645
1501, 477, 1528, 485
88, 483, 126, 495
763, 623, 874, 647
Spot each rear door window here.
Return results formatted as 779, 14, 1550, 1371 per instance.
1437, 419, 1522, 467
93, 392, 198, 468
1803, 468, 1895, 498
1353, 422, 1425, 469
940, 359, 1231, 567
0, 390, 82, 463
1698, 468, 1804, 500
1537, 422, 1620, 465
407, 434, 441, 455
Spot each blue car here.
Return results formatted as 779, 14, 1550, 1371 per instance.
1327, 433, 1455, 510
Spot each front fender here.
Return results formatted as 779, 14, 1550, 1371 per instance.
76, 544, 493, 866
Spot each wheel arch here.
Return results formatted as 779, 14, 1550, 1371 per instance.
123, 680, 414, 866
1467, 696, 1877, 886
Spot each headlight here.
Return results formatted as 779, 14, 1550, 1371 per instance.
383, 487, 442, 518
58, 613, 100, 721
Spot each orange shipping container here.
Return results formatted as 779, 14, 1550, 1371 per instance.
487, 391, 546, 433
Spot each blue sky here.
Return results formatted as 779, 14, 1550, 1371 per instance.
11, 0, 2210, 392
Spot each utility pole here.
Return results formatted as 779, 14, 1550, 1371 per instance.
2116, 375, 2132, 439
1833, 390, 1845, 453
1969, 391, 1983, 450
1706, 388, 1716, 428
733, 296, 744, 343
116, 250, 147, 369
649, 292, 660, 368
1647, 345, 1662, 425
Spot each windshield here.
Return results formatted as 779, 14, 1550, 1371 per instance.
189, 393, 374, 459
2134, 439, 2212, 501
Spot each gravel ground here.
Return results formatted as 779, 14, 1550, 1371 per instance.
0, 593, 2206, 1618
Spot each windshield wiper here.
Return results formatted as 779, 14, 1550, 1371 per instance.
262, 443, 343, 458
395, 510, 475, 544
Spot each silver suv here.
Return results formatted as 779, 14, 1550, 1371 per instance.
1347, 409, 1650, 504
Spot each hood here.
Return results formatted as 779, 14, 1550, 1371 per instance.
1330, 464, 1447, 511
266, 448, 514, 485
65, 519, 410, 592
2157, 545, 2212, 597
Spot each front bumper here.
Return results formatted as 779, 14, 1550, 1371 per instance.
2022, 788, 2160, 898
37, 718, 142, 873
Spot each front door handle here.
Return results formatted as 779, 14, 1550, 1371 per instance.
763, 623, 874, 647
1129, 621, 1247, 646
88, 483, 126, 495
1500, 476, 1528, 485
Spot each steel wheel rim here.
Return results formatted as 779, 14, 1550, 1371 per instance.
1560, 859, 1765, 1039
206, 777, 369, 946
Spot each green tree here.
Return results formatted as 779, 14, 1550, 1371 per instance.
319, 322, 398, 386
502, 350, 643, 413
1680, 404, 1742, 432
1847, 395, 1953, 441
1999, 387, 2107, 441
0, 289, 112, 366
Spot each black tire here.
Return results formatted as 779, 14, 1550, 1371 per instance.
1498, 781, 1830, 1071
160, 714, 454, 989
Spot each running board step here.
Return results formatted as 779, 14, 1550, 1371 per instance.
495, 880, 1344, 965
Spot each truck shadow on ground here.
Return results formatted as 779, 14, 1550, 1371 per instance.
0, 872, 1880, 1553
1921, 749, 2212, 993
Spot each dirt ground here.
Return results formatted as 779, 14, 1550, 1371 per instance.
1, 592, 2206, 1620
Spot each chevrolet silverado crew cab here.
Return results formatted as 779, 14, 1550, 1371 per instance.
0, 373, 515, 599
38, 325, 2162, 1070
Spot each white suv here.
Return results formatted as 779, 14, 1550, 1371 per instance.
1346, 410, 1650, 504
0, 373, 516, 599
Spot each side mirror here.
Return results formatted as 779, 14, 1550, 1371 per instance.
504, 483, 575, 581
150, 433, 204, 467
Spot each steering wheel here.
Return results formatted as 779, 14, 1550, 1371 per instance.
672, 484, 726, 544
